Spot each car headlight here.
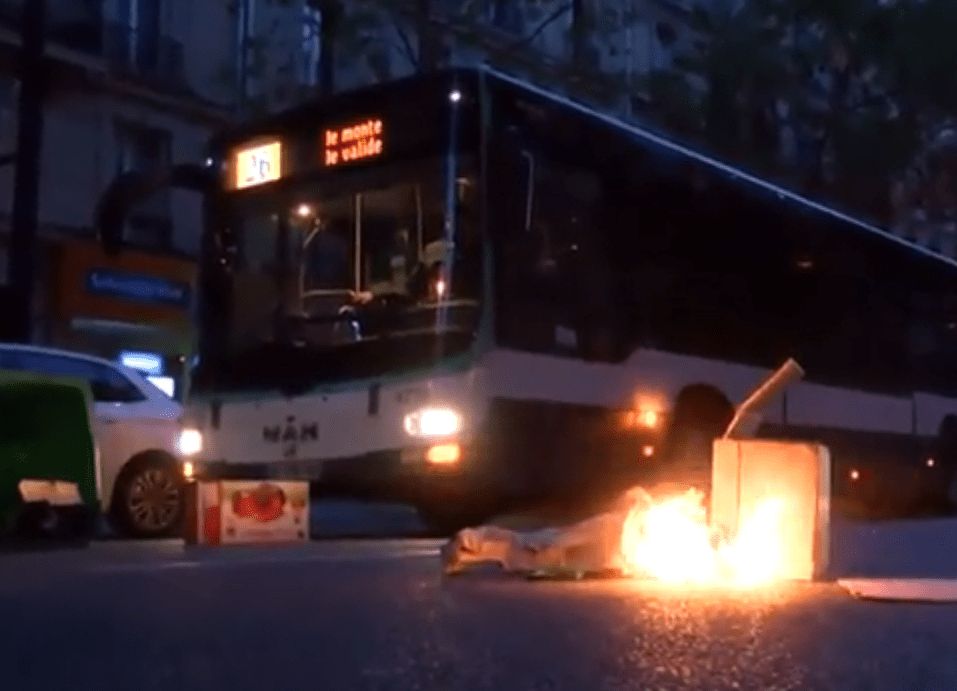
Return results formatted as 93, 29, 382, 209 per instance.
403, 407, 462, 437
177, 428, 203, 456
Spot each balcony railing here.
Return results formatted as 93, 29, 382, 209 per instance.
102, 21, 185, 85
0, 4, 186, 88
0, 0, 102, 53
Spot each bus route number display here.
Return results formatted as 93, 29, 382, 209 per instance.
323, 118, 384, 167
234, 141, 282, 189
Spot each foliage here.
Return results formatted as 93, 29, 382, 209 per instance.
216, 0, 614, 116
639, 0, 957, 226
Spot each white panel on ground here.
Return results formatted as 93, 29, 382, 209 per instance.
839, 578, 957, 602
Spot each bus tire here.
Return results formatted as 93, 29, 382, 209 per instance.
659, 386, 734, 497
110, 452, 185, 539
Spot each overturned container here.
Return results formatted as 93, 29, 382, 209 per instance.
710, 359, 831, 581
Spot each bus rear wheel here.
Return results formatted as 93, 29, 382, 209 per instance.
658, 389, 734, 500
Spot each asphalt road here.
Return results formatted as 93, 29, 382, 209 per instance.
2, 539, 956, 691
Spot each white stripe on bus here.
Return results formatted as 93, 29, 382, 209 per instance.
482, 348, 957, 436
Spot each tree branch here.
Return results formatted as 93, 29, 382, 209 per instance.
507, 2, 573, 51
392, 19, 419, 69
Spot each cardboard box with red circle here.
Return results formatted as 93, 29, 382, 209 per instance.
185, 480, 310, 545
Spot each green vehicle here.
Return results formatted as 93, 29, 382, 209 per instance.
0, 371, 99, 543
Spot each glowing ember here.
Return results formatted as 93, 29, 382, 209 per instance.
620, 488, 785, 585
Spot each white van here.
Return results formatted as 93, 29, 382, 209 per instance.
0, 343, 194, 538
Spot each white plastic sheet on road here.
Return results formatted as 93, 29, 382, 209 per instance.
444, 482, 798, 583
838, 578, 957, 603
444, 487, 655, 577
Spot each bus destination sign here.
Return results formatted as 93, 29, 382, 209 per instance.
323, 118, 384, 167
234, 140, 281, 189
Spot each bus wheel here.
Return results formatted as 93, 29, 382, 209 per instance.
660, 388, 734, 498
111, 453, 185, 539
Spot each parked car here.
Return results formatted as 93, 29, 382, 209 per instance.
0, 343, 192, 538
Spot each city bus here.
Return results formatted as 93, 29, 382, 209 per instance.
97, 66, 957, 532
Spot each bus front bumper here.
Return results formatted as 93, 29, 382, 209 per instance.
183, 440, 507, 502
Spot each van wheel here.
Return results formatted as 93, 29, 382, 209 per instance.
111, 455, 184, 539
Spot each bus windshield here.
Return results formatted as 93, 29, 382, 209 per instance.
194, 157, 483, 394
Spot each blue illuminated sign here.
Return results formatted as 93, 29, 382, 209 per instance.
85, 269, 191, 308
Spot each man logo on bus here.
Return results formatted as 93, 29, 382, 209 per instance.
263, 417, 319, 444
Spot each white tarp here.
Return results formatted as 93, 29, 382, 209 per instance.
444, 487, 654, 576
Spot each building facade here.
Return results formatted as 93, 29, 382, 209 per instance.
0, 0, 235, 362
0, 0, 696, 365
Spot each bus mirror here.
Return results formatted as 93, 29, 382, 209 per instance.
95, 163, 215, 256
96, 170, 149, 256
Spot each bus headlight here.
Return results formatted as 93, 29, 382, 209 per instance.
404, 407, 462, 437
177, 428, 203, 456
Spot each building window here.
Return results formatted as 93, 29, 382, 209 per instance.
497, 154, 615, 362
300, 3, 322, 86
115, 121, 172, 249
236, 0, 257, 99
115, 0, 163, 71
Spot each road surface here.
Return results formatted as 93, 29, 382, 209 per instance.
2, 538, 956, 691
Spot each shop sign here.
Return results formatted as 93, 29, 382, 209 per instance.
85, 269, 191, 308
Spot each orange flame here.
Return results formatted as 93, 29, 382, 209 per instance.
620, 489, 785, 585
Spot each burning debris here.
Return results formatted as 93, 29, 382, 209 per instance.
444, 358, 829, 584
443, 486, 787, 585
620, 489, 786, 585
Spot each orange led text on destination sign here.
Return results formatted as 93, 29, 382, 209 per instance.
323, 118, 384, 166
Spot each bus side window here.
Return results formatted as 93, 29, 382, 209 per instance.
909, 298, 957, 395
496, 154, 617, 361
